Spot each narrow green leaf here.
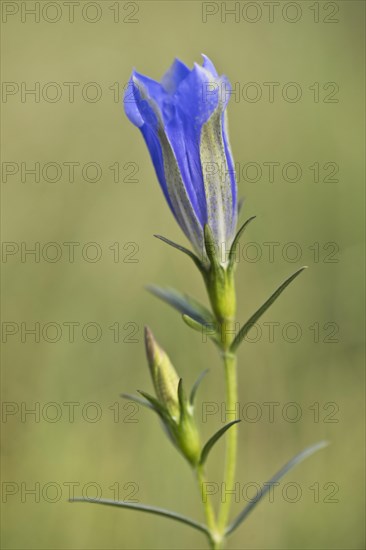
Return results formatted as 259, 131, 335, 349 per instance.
147, 285, 215, 326
154, 234, 205, 274
182, 314, 206, 333
189, 369, 209, 407
228, 216, 256, 271
199, 420, 241, 466
70, 498, 209, 537
182, 315, 221, 352
182, 314, 218, 343
225, 440, 329, 536
231, 266, 307, 353
120, 393, 154, 410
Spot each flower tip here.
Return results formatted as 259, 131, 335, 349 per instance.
200, 54, 219, 77
200, 53, 212, 65
144, 325, 156, 356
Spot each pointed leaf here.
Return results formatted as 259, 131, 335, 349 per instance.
154, 234, 205, 274
199, 420, 241, 466
231, 266, 307, 353
228, 216, 256, 271
120, 393, 154, 410
70, 498, 209, 537
182, 314, 207, 333
182, 314, 219, 343
225, 440, 329, 536
189, 369, 210, 407
147, 285, 215, 325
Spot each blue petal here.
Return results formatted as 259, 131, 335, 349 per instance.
124, 78, 144, 128
161, 58, 190, 94
165, 63, 222, 226
140, 125, 175, 214
220, 78, 237, 236
175, 63, 220, 128
127, 77, 205, 255
124, 78, 175, 213
132, 71, 166, 110
222, 113, 237, 236
201, 54, 218, 77
164, 112, 206, 225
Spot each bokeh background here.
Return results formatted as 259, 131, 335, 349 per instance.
1, 1, 365, 548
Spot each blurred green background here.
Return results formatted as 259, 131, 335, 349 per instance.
1, 1, 365, 548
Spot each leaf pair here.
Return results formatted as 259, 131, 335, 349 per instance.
70, 441, 328, 540
148, 267, 307, 353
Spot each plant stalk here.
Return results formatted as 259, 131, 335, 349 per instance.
217, 350, 238, 536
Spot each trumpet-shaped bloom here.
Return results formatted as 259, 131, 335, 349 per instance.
124, 54, 237, 265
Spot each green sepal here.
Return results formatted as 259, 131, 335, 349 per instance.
169, 378, 201, 467
225, 440, 329, 536
230, 266, 307, 353
203, 225, 236, 324
120, 393, 154, 410
189, 369, 209, 407
147, 285, 215, 326
227, 215, 256, 273
137, 390, 170, 422
199, 419, 241, 466
204, 224, 223, 275
154, 234, 205, 275
177, 378, 185, 413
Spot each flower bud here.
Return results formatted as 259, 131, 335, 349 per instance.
144, 327, 180, 419
144, 327, 201, 466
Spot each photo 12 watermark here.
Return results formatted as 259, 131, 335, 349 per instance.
1, 161, 139, 184
1, 1, 140, 24
1, 480, 139, 503
201, 2, 340, 24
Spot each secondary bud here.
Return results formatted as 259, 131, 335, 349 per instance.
144, 327, 180, 419
143, 327, 201, 466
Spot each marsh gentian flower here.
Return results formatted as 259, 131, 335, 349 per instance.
124, 55, 237, 266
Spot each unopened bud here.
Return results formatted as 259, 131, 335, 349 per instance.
144, 327, 180, 419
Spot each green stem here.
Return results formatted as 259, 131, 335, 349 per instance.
196, 464, 222, 548
217, 350, 238, 535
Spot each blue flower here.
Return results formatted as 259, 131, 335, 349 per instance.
124, 55, 237, 266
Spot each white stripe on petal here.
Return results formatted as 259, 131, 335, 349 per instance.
200, 91, 235, 266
